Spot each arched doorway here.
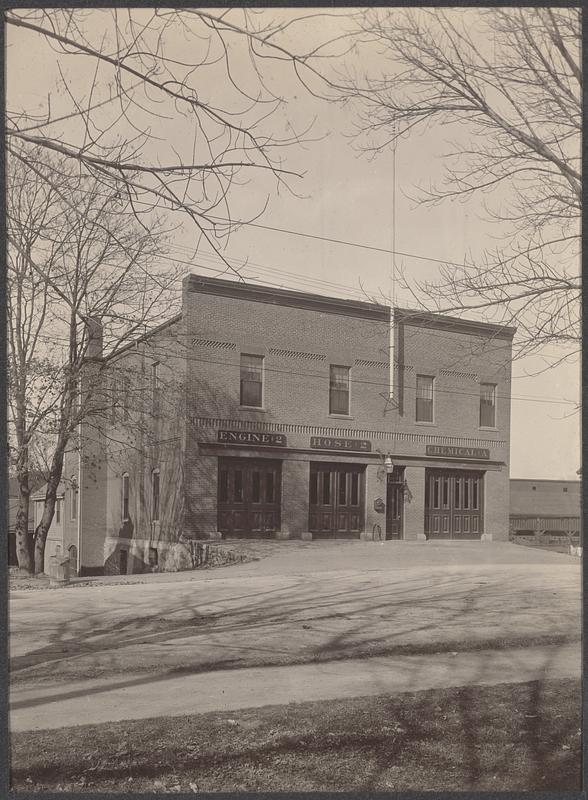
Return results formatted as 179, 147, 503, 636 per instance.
68, 544, 78, 576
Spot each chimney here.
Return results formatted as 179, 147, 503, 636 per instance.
86, 317, 103, 359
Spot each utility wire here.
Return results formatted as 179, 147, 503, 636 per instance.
205, 213, 474, 269
8, 177, 480, 270
104, 344, 578, 407
32, 320, 575, 405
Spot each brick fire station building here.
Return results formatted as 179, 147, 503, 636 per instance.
57, 273, 515, 575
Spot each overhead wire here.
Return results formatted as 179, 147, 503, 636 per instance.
104, 343, 578, 407
29, 318, 576, 406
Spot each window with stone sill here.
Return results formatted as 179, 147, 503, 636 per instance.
416, 375, 434, 422
240, 354, 264, 407
329, 365, 350, 415
480, 383, 497, 427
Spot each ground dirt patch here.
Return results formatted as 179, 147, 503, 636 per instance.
11, 678, 580, 792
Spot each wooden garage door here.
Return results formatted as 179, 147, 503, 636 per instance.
218, 458, 281, 535
309, 463, 365, 536
425, 469, 484, 539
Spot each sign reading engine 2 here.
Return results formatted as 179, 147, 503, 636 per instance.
218, 430, 287, 446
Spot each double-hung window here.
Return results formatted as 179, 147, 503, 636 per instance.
152, 469, 160, 522
329, 365, 350, 415
122, 374, 131, 421
480, 383, 497, 427
416, 375, 434, 422
111, 373, 118, 423
70, 477, 78, 521
240, 354, 264, 407
122, 473, 130, 521
151, 362, 160, 416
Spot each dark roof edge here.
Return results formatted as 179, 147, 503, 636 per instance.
105, 313, 183, 362
510, 478, 581, 484
394, 307, 517, 340
185, 273, 390, 322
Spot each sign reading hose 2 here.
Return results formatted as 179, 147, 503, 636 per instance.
217, 430, 287, 446
310, 436, 372, 452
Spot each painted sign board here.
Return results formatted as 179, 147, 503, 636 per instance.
426, 444, 490, 460
310, 436, 372, 452
217, 430, 287, 446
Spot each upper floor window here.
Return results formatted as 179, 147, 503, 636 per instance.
122, 374, 131, 421
240, 354, 263, 407
329, 365, 350, 415
480, 383, 496, 427
416, 375, 434, 422
151, 362, 160, 415
122, 473, 130, 520
56, 498, 61, 524
111, 373, 118, 423
152, 468, 160, 522
70, 476, 78, 521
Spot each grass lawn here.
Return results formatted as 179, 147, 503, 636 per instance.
11, 678, 581, 792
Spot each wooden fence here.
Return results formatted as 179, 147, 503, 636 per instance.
509, 515, 581, 552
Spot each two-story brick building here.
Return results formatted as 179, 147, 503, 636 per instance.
64, 273, 515, 574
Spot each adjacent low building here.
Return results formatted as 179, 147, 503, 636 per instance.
56, 273, 516, 575
510, 478, 581, 517
8, 472, 45, 566
509, 478, 581, 544
31, 481, 77, 574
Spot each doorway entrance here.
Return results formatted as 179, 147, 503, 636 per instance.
309, 463, 365, 536
386, 466, 405, 539
218, 457, 282, 535
425, 469, 484, 538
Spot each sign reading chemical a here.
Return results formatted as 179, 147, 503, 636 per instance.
310, 436, 372, 452
426, 444, 490, 460
217, 430, 287, 446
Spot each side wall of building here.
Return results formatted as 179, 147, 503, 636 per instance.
510, 479, 581, 517
102, 318, 187, 574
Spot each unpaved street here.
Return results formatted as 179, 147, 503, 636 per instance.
10, 542, 581, 731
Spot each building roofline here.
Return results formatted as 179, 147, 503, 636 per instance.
510, 478, 581, 484
31, 481, 66, 500
185, 273, 390, 322
105, 313, 183, 361
394, 307, 517, 340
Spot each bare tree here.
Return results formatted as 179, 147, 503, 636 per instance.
6, 9, 357, 574
5, 8, 350, 269
8, 154, 176, 574
8, 162, 59, 572
334, 7, 580, 358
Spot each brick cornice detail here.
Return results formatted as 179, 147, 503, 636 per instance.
189, 416, 506, 450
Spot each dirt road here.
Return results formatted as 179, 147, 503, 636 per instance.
10, 542, 580, 731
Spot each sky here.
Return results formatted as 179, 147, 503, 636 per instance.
6, 7, 581, 480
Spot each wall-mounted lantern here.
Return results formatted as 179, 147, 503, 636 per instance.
384, 454, 394, 474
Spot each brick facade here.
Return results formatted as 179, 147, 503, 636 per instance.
69, 273, 515, 573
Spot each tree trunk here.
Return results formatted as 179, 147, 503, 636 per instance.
14, 459, 33, 574
14, 498, 33, 575
33, 445, 66, 575
34, 494, 57, 575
